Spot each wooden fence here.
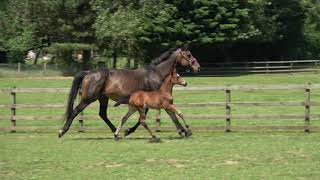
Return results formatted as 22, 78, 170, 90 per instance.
0, 63, 58, 72
200, 60, 320, 74
1, 60, 320, 74
1, 84, 320, 133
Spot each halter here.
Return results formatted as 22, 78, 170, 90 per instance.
176, 48, 198, 66
191, 57, 198, 65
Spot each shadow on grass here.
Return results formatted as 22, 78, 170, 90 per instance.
71, 136, 187, 141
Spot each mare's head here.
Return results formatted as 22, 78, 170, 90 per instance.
171, 73, 187, 87
176, 46, 200, 73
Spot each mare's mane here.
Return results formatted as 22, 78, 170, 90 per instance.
149, 47, 178, 66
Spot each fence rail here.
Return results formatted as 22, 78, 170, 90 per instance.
1, 84, 320, 132
200, 60, 320, 74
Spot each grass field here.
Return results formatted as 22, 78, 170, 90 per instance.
1, 131, 320, 179
1, 71, 320, 179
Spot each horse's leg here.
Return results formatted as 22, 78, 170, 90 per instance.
165, 110, 191, 137
165, 104, 191, 131
124, 108, 149, 136
114, 106, 136, 140
98, 97, 117, 133
137, 108, 159, 142
156, 110, 161, 132
59, 100, 89, 137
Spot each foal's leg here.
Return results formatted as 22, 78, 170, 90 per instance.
124, 108, 149, 136
98, 96, 117, 133
137, 108, 159, 142
114, 106, 136, 140
59, 100, 90, 137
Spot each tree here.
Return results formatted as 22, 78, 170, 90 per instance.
94, 1, 141, 68
0, 0, 59, 63
303, 0, 320, 58
44, 0, 97, 70
266, 0, 306, 59
0, 0, 35, 63
93, 0, 175, 67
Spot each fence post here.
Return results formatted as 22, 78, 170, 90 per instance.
10, 87, 17, 132
266, 63, 269, 74
304, 83, 311, 132
17, 63, 21, 72
43, 63, 47, 72
225, 86, 231, 132
156, 110, 161, 132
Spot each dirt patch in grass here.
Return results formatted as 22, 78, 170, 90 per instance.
167, 159, 190, 168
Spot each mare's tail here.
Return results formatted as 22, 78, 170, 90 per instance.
64, 71, 88, 120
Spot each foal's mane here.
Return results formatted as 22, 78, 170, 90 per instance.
149, 47, 178, 66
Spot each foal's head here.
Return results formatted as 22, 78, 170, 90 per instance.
171, 73, 187, 87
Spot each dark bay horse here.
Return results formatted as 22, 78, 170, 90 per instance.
58, 47, 200, 138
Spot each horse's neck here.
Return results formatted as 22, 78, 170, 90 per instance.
159, 77, 173, 94
156, 53, 177, 78
143, 52, 177, 91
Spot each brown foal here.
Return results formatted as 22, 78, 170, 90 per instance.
114, 73, 189, 141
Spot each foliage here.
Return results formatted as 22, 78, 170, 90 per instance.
0, 0, 320, 65
0, 0, 35, 63
93, 0, 176, 65
303, 0, 320, 58
47, 43, 98, 53
169, 0, 261, 44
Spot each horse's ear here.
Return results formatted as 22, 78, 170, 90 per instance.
181, 44, 190, 51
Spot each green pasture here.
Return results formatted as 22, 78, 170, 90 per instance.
1, 131, 320, 179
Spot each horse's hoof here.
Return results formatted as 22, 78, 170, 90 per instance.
111, 127, 117, 133
149, 137, 161, 143
185, 131, 192, 137
114, 135, 120, 141
58, 130, 64, 138
178, 131, 184, 137
124, 128, 130, 137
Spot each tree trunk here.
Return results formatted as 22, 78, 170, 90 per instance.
134, 59, 139, 68
33, 49, 41, 65
127, 58, 131, 68
112, 50, 117, 69
82, 50, 90, 70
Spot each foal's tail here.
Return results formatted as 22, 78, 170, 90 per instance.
64, 71, 88, 120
